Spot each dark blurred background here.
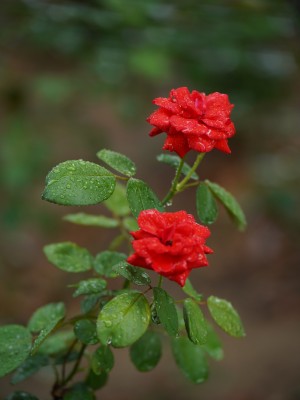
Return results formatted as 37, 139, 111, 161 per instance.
0, 0, 300, 399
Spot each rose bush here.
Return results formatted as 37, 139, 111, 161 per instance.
0, 87, 246, 399
147, 86, 235, 157
127, 209, 213, 286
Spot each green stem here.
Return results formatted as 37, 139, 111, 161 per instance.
114, 175, 129, 181
61, 339, 78, 384
162, 157, 185, 205
62, 344, 86, 386
178, 180, 200, 190
123, 278, 131, 289
157, 275, 163, 288
177, 153, 205, 191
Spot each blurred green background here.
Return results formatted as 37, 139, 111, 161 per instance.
1, 0, 300, 399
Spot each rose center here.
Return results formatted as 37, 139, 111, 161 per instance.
165, 240, 173, 246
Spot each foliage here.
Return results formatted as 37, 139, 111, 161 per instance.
0, 91, 247, 398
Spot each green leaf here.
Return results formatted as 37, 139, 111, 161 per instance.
202, 323, 224, 361
63, 383, 95, 400
28, 302, 65, 353
153, 287, 178, 337
113, 262, 151, 286
97, 149, 136, 177
11, 353, 49, 384
63, 213, 118, 228
207, 296, 245, 338
38, 331, 75, 355
183, 299, 207, 345
74, 319, 98, 345
93, 251, 127, 278
126, 178, 164, 218
91, 346, 114, 375
42, 160, 116, 206
5, 392, 39, 400
30, 303, 64, 335
196, 182, 218, 225
171, 336, 209, 384
44, 242, 92, 273
182, 279, 203, 302
130, 331, 162, 372
157, 154, 199, 180
176, 306, 185, 331
123, 216, 139, 231
0, 325, 32, 377
150, 303, 160, 325
80, 294, 101, 314
97, 291, 150, 348
71, 278, 107, 298
104, 183, 130, 216
86, 369, 108, 390
107, 234, 125, 250
205, 180, 247, 230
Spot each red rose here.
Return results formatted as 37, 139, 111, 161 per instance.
127, 209, 213, 286
147, 87, 235, 158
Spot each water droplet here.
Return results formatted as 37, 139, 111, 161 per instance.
104, 320, 112, 327
66, 184, 71, 189
166, 201, 173, 207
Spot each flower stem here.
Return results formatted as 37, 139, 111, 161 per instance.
62, 344, 86, 386
162, 157, 185, 205
158, 275, 163, 288
177, 153, 205, 191
61, 339, 78, 384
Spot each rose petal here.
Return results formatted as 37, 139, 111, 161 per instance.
163, 133, 190, 158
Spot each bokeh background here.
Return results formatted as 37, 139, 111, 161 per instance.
1, 0, 300, 399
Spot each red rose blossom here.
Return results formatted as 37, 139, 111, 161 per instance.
127, 209, 213, 286
147, 87, 235, 158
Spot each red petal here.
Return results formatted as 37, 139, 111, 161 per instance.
137, 209, 165, 236
167, 270, 189, 286
147, 108, 171, 132
204, 245, 214, 254
190, 90, 206, 114
205, 92, 234, 119
127, 253, 149, 269
133, 237, 167, 256
163, 133, 190, 157
170, 115, 208, 135
149, 127, 162, 137
187, 134, 215, 153
214, 139, 231, 153
150, 253, 187, 275
163, 210, 190, 225
153, 97, 180, 113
